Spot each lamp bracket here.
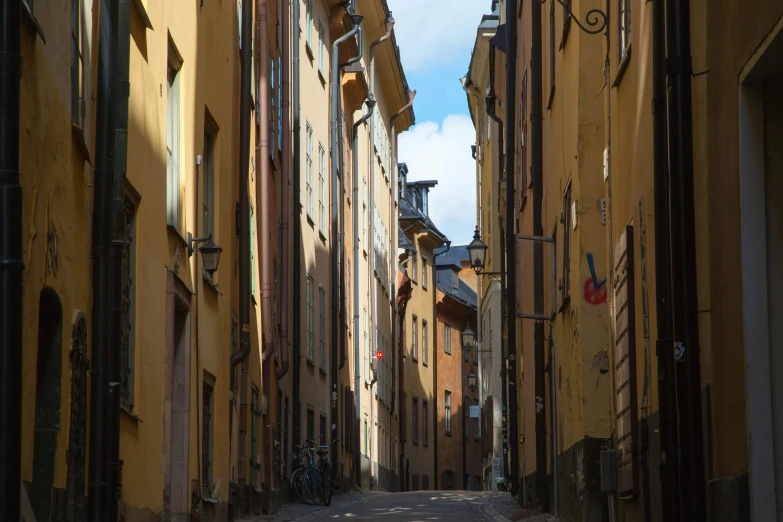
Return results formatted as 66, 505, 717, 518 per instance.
187, 232, 213, 257
540, 0, 608, 35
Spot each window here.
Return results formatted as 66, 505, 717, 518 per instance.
422, 475, 429, 491
347, 259, 351, 329
250, 204, 256, 296
473, 476, 481, 491
473, 398, 481, 440
473, 336, 478, 364
422, 400, 428, 444
120, 186, 138, 410
363, 307, 368, 381
364, 419, 368, 454
549, 0, 556, 109
306, 275, 314, 362
412, 397, 419, 443
445, 391, 452, 434
202, 380, 215, 496
452, 270, 459, 289
305, 0, 313, 51
278, 55, 282, 151
521, 70, 528, 201
269, 53, 276, 157
412, 316, 418, 360
71, 0, 83, 126
250, 386, 260, 476
307, 407, 315, 441
362, 179, 368, 250
464, 396, 470, 438
166, 51, 181, 230
319, 143, 326, 236
203, 121, 217, 281
464, 336, 469, 362
403, 392, 407, 441
562, 0, 572, 46
422, 320, 428, 366
412, 254, 418, 283
562, 181, 572, 301
421, 256, 428, 289
444, 324, 452, 354
320, 286, 327, 371
619, 0, 631, 62
231, 314, 239, 390
320, 413, 327, 444
318, 21, 326, 77
306, 122, 313, 218
237, 0, 244, 48
413, 474, 420, 491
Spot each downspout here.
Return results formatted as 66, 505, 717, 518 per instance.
292, 0, 302, 454
431, 239, 451, 489
230, 0, 253, 371
530, 0, 547, 509
277, 0, 291, 381
0, 0, 23, 518
503, 0, 520, 499
651, 0, 678, 519
109, 0, 132, 519
230, 0, 253, 492
332, 8, 362, 485
548, 323, 557, 515
88, 0, 117, 517
665, 0, 706, 518
354, 97, 376, 486
256, 0, 276, 511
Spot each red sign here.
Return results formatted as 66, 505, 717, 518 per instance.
375, 351, 384, 359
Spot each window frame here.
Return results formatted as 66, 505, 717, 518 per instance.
412, 396, 419, 443
444, 324, 452, 354
202, 379, 215, 497
306, 122, 314, 220
71, 0, 83, 127
548, 0, 556, 110
421, 256, 428, 289
445, 391, 452, 435
422, 400, 429, 446
317, 21, 326, 78
306, 274, 315, 363
412, 253, 418, 284
618, 0, 632, 63
422, 320, 428, 366
120, 183, 139, 411
318, 143, 326, 237
166, 51, 182, 231
305, 0, 313, 52
562, 180, 573, 302
412, 315, 419, 361
319, 286, 327, 371
464, 395, 470, 438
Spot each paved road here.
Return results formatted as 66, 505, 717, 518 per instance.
262, 490, 508, 522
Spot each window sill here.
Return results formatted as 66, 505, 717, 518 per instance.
445, 431, 452, 437
319, 367, 328, 376
71, 124, 92, 164
412, 357, 418, 364
305, 43, 315, 62
547, 85, 556, 110
613, 45, 632, 88
445, 351, 451, 356
307, 215, 315, 228
132, 0, 154, 30
423, 442, 428, 448
22, 2, 46, 42
306, 358, 315, 368
318, 70, 326, 87
203, 275, 222, 295
251, 294, 257, 306
319, 231, 327, 243
121, 406, 143, 423
202, 497, 219, 505
422, 362, 428, 368
167, 224, 187, 246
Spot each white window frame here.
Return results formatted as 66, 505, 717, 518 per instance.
307, 274, 314, 362
166, 53, 181, 231
306, 123, 314, 218
412, 315, 418, 361
444, 324, 451, 354
422, 320, 428, 366
305, 0, 313, 51
445, 391, 452, 434
319, 143, 326, 236
318, 21, 326, 77
320, 286, 327, 370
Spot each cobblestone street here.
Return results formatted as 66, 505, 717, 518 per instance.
244, 491, 560, 522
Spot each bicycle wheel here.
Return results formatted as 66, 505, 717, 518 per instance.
290, 468, 310, 504
303, 467, 323, 505
321, 462, 332, 506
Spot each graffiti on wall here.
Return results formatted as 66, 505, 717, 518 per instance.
584, 253, 607, 305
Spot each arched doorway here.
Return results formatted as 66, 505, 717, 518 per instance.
32, 287, 64, 522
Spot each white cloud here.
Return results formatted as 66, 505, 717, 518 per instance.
399, 115, 477, 245
388, 0, 491, 73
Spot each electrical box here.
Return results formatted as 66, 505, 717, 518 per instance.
601, 450, 617, 493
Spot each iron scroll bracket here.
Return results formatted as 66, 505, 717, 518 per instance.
540, 0, 608, 35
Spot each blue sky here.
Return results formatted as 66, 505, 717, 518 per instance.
390, 0, 492, 246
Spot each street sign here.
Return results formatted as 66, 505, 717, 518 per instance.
375, 351, 384, 359
470, 405, 480, 418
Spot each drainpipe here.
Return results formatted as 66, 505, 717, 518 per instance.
548, 323, 558, 515
665, 0, 706, 518
88, 0, 117, 517
332, 7, 362, 486
529, 0, 547, 509
230, 0, 253, 371
432, 239, 451, 489
651, 0, 678, 519
277, 0, 290, 381
353, 97, 376, 485
292, 0, 302, 454
108, 0, 132, 519
503, 0, 520, 499
0, 0, 23, 518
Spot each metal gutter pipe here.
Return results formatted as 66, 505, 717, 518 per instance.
504, 0, 520, 499
530, 0, 547, 509
292, 0, 302, 454
651, 0, 678, 519
0, 0, 24, 517
88, 0, 117, 517
431, 240, 451, 489
353, 97, 376, 485
277, 0, 291, 381
665, 0, 706, 517
108, 0, 132, 518
331, 9, 361, 486
231, 0, 253, 371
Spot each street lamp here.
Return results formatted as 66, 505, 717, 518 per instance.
188, 233, 223, 277
461, 324, 476, 350
467, 226, 488, 272
467, 368, 478, 392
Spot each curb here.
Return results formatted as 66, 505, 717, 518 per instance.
481, 493, 512, 522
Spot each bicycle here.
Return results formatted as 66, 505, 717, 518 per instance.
314, 437, 340, 506
288, 436, 319, 504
